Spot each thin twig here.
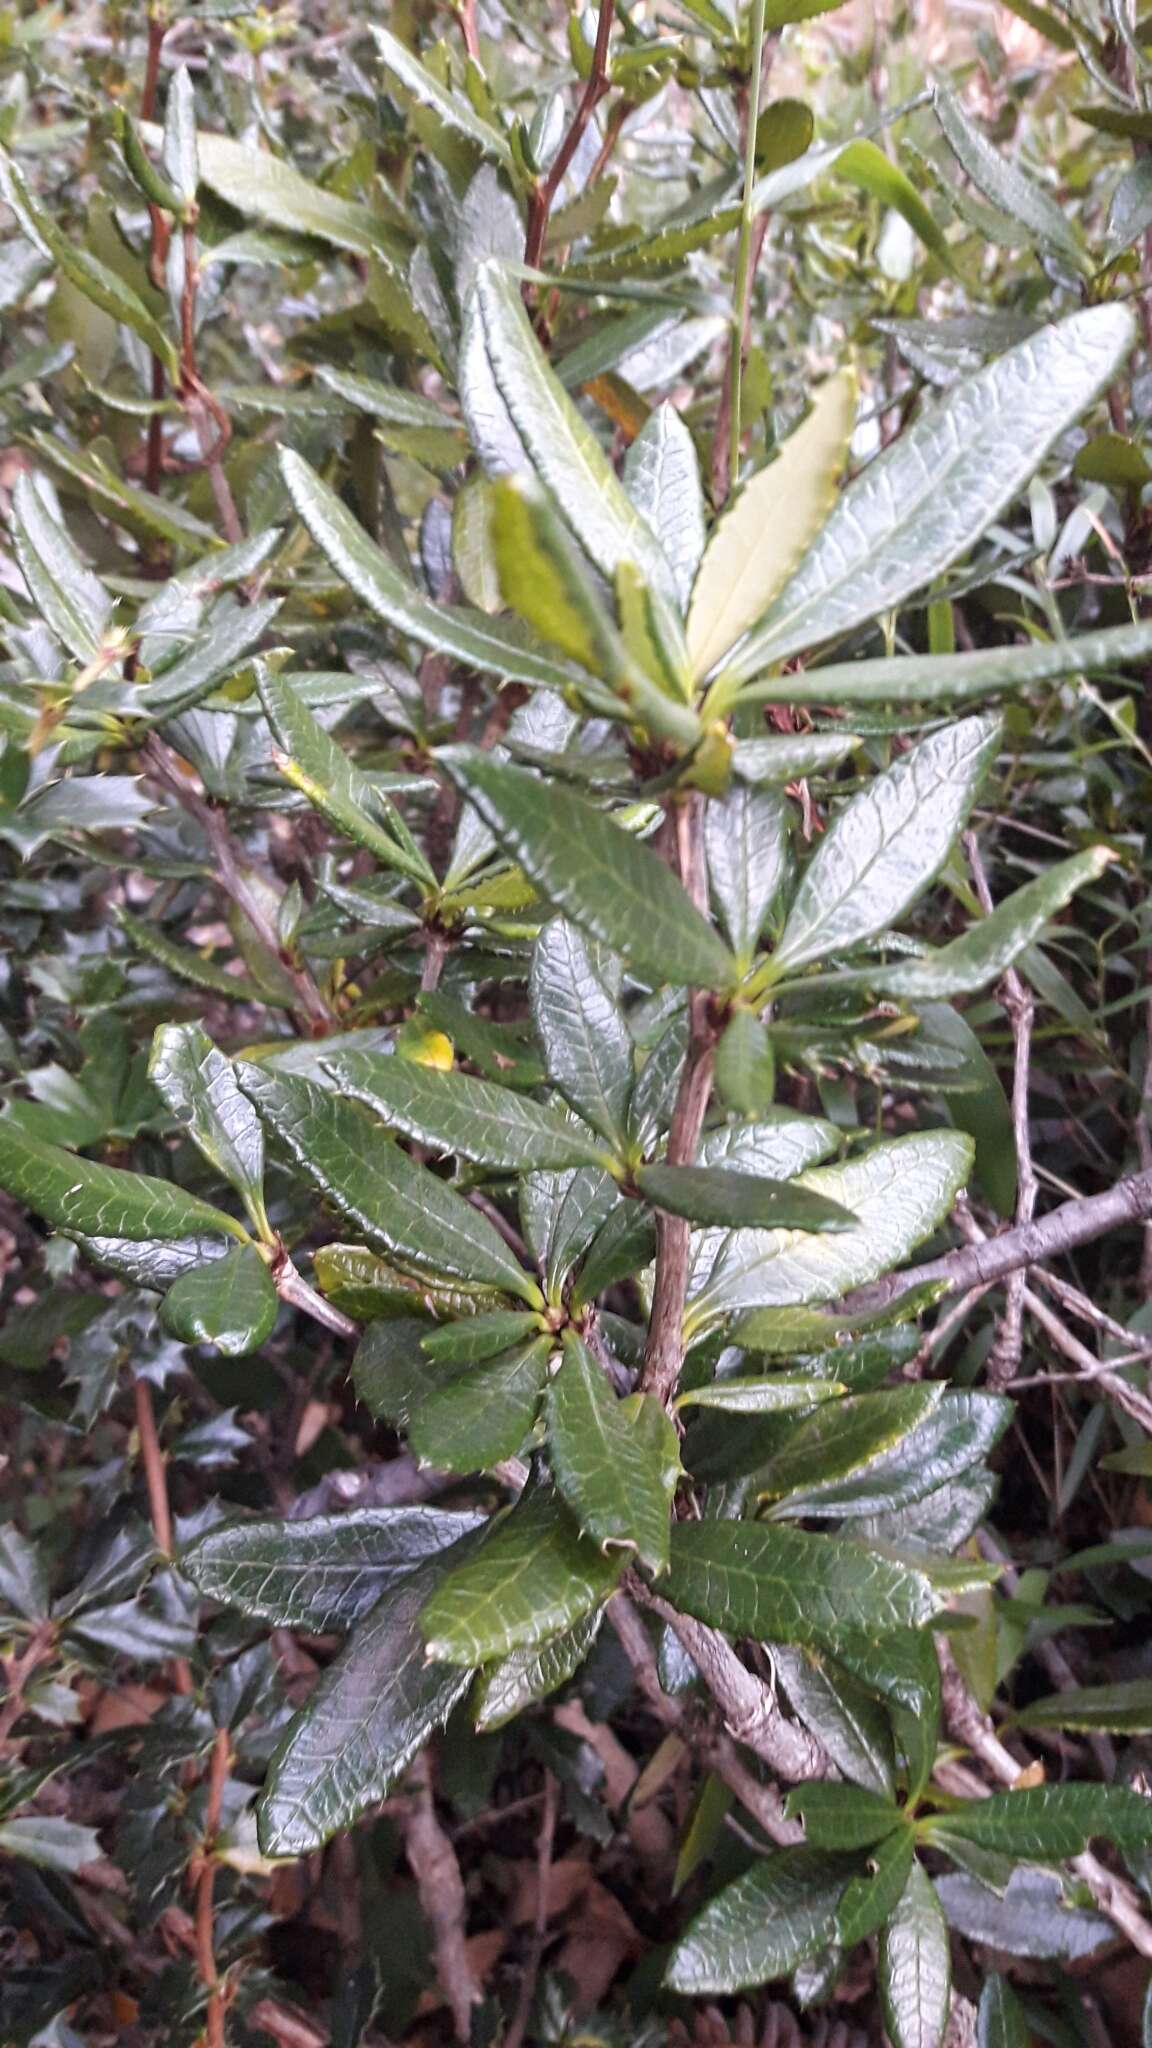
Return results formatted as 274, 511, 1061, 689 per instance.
1020, 1285, 1152, 1432
523, 0, 615, 272
194, 1728, 232, 2048
402, 1749, 481, 2041
134, 1376, 194, 1696
504, 1772, 558, 2048
725, 0, 770, 503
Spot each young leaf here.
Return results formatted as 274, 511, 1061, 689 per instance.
879, 1856, 952, 2048
872, 848, 1114, 998
665, 1847, 853, 1994
728, 305, 1134, 681
149, 1023, 269, 1237
182, 1505, 485, 1631
546, 1333, 680, 1574
473, 1610, 603, 1732
663, 1521, 946, 1645
422, 1313, 544, 1365
258, 666, 433, 886
160, 1244, 278, 1356
324, 1050, 613, 1172
0, 1119, 247, 1244
409, 1337, 552, 1471
687, 371, 856, 681
713, 1008, 777, 1115
623, 403, 707, 612
635, 1165, 856, 1233
834, 139, 954, 270
770, 717, 1002, 975
440, 750, 739, 992
236, 1062, 542, 1305
531, 919, 634, 1151
419, 1483, 625, 1665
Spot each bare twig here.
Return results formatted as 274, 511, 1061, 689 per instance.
194, 1728, 232, 2048
638, 1589, 833, 1785
134, 1376, 194, 1697
458, 0, 480, 61
272, 1249, 358, 1342
402, 1750, 481, 2040
504, 1772, 558, 2048
523, 0, 615, 272
1020, 1285, 1152, 1432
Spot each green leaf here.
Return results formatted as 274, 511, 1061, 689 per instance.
784, 1782, 904, 1851
160, 1244, 278, 1356
879, 1857, 952, 2048
836, 1826, 917, 1947
757, 1386, 944, 1501
834, 139, 954, 270
706, 785, 789, 966
759, 617, 1152, 707
732, 732, 862, 783
468, 263, 676, 601
935, 87, 1082, 266
0, 1118, 246, 1244
665, 1846, 853, 1994
713, 1007, 777, 1115
546, 1333, 680, 1574
917, 1003, 1016, 1217
674, 1376, 845, 1415
687, 372, 856, 682
409, 1337, 552, 1471
182, 1505, 484, 1631
10, 472, 112, 663
765, 1392, 1010, 1520
136, 596, 282, 721
259, 1546, 477, 1856
0, 1816, 102, 1874
623, 403, 706, 613
473, 1609, 603, 1731
1010, 1679, 1152, 1734
325, 1049, 612, 1172
925, 1784, 1152, 1860
419, 1482, 625, 1665
775, 1646, 896, 1798
236, 1061, 542, 1305
977, 1976, 1031, 2048
872, 849, 1114, 998
836, 1627, 941, 1801
531, 919, 634, 1151
374, 27, 512, 166
728, 306, 1133, 681
149, 1023, 269, 1237
663, 1521, 947, 1646
521, 1168, 618, 1299
441, 750, 738, 992
770, 718, 1001, 976
686, 1130, 972, 1330
636, 1165, 856, 1234
422, 1312, 543, 1365
258, 665, 432, 886
162, 66, 199, 204
118, 912, 265, 1005
181, 124, 402, 253
280, 449, 592, 696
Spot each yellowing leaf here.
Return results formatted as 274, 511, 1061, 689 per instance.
686, 370, 856, 683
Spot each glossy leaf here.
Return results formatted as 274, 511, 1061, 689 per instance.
674, 1376, 846, 1415
473, 1609, 603, 1731
977, 1976, 1031, 2048
10, 471, 111, 663
236, 1062, 542, 1304
160, 1243, 278, 1356
546, 1334, 680, 1573
409, 1337, 552, 1471
713, 1007, 777, 1115
182, 1506, 484, 1632
835, 138, 954, 270
935, 87, 1082, 264
784, 1782, 904, 1851
879, 1857, 952, 2048
765, 1393, 1011, 1520
771, 718, 1001, 975
872, 848, 1113, 997
1011, 1679, 1152, 1733
149, 1023, 268, 1237
706, 785, 789, 966
758, 1386, 944, 1501
636, 1164, 856, 1233
663, 1521, 946, 1645
775, 1646, 896, 1797
732, 732, 862, 783
419, 1483, 626, 1665
258, 666, 433, 885
753, 615, 1152, 707
531, 919, 634, 1150
623, 403, 707, 612
926, 1784, 1152, 1859
185, 124, 399, 254
835, 1826, 917, 1947
441, 750, 739, 992
0, 1118, 246, 1244
665, 1847, 853, 1993
728, 305, 1134, 680
324, 1049, 611, 1171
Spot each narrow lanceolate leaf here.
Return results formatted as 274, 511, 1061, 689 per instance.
181, 126, 403, 252
236, 1062, 541, 1305
665, 1847, 854, 1994
733, 731, 861, 783
764, 1392, 1010, 1520
635, 1165, 856, 1234
259, 1548, 476, 1856
160, 1244, 278, 1356
623, 403, 707, 613
409, 1338, 552, 1472
182, 1505, 485, 1632
420, 1483, 625, 1665
531, 920, 634, 1151
706, 785, 789, 966
470, 265, 676, 601
755, 618, 1152, 706
324, 1050, 612, 1172
784, 1782, 904, 1852
374, 27, 512, 165
687, 371, 856, 682
0, 1119, 246, 1244
258, 665, 432, 885
664, 1521, 946, 1646
11, 472, 112, 663
775, 1645, 896, 1798
836, 1827, 917, 1947
935, 87, 1082, 265
977, 1976, 1031, 2048
674, 1376, 846, 1415
149, 1023, 268, 1236
687, 1130, 973, 1331
872, 848, 1114, 998
834, 138, 954, 270
441, 751, 738, 992
1010, 1679, 1152, 1733
728, 305, 1134, 681
924, 1784, 1152, 1860
473, 1609, 603, 1731
546, 1334, 680, 1574
879, 1858, 952, 2048
757, 1386, 945, 1501
279, 449, 593, 695
771, 718, 1001, 976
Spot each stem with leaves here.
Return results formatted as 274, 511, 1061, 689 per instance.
523, 0, 615, 273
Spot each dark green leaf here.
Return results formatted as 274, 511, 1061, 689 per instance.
836, 1826, 917, 1947
636, 1164, 856, 1234
664, 1521, 946, 1646
182, 1506, 484, 1631
0, 1119, 247, 1244
325, 1049, 612, 1171
160, 1244, 278, 1356
546, 1334, 680, 1573
1010, 1680, 1152, 1734
665, 1847, 853, 1994
879, 1857, 952, 2048
531, 919, 634, 1150
149, 1023, 269, 1237
419, 1483, 625, 1665
784, 1783, 903, 1851
473, 1609, 603, 1732
409, 1337, 552, 1471
873, 849, 1113, 998
926, 1784, 1152, 1860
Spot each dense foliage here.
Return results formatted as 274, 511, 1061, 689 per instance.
5, 2, 1152, 2044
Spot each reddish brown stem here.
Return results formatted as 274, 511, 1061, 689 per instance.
134, 1376, 194, 1696
459, 0, 479, 60
141, 13, 172, 515
523, 0, 615, 272
195, 1728, 232, 2048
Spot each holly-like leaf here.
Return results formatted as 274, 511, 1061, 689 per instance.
160, 1243, 278, 1356
324, 1049, 613, 1171
419, 1483, 625, 1665
935, 86, 1082, 265
546, 1334, 680, 1573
